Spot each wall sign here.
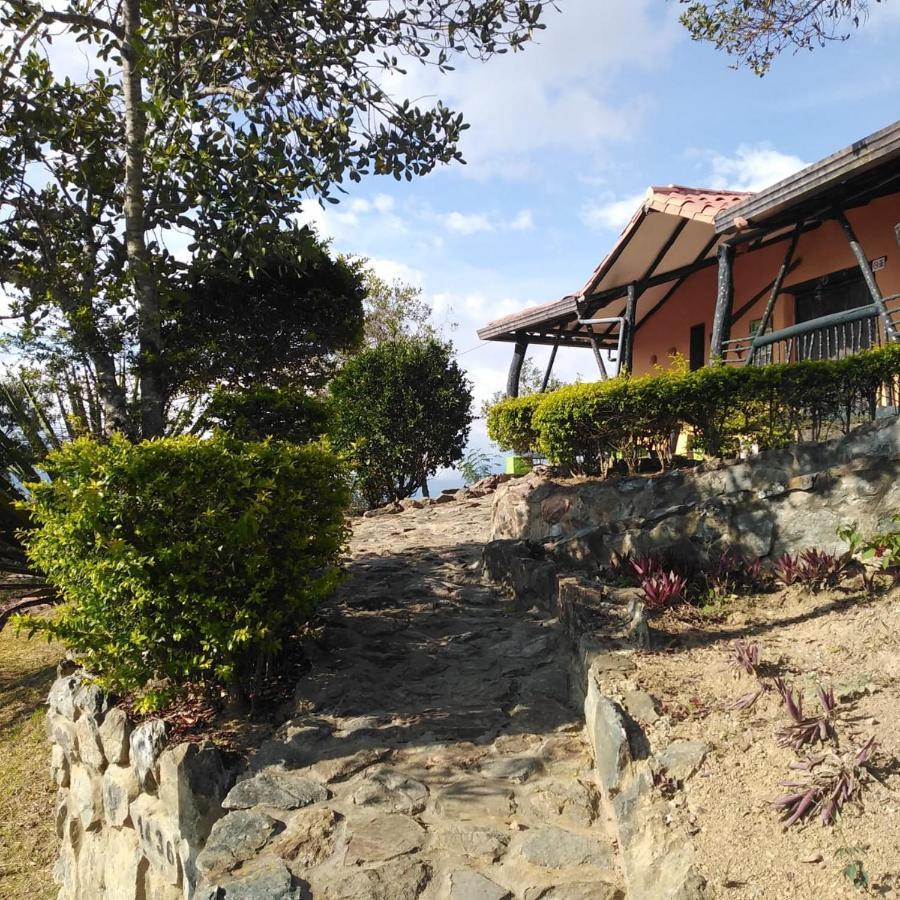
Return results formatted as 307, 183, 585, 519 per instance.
871, 256, 887, 272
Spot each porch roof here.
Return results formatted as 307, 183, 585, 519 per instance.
477, 185, 750, 344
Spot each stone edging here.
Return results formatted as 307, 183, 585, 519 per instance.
47, 663, 234, 900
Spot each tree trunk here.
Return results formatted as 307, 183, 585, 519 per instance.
122, 0, 164, 438
89, 349, 133, 437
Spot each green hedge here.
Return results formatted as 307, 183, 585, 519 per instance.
18, 434, 348, 709
487, 345, 900, 474
199, 384, 331, 443
485, 393, 544, 456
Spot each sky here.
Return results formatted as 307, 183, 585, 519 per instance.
293, 0, 900, 489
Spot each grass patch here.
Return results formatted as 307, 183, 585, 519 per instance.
0, 611, 63, 900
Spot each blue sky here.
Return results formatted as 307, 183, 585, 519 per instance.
296, 0, 900, 485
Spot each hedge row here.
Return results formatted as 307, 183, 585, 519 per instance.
487, 345, 900, 475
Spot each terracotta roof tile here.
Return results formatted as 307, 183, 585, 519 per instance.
645, 185, 753, 224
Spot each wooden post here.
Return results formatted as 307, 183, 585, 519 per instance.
590, 335, 609, 380
623, 283, 638, 373
835, 209, 898, 342
506, 338, 529, 397
709, 242, 735, 362
540, 339, 559, 392
745, 225, 801, 366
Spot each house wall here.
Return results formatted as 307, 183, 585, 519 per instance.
630, 192, 900, 375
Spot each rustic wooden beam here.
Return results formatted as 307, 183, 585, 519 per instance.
835, 209, 898, 342
743, 225, 802, 366
623, 283, 639, 373
540, 339, 560, 392
589, 335, 609, 380
709, 242, 735, 361
506, 338, 529, 398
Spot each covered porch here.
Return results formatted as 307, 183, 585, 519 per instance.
479, 120, 900, 397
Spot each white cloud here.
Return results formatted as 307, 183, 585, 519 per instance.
510, 209, 535, 231
366, 257, 425, 286
443, 211, 494, 235
378, 0, 679, 178
581, 191, 645, 232
708, 144, 807, 192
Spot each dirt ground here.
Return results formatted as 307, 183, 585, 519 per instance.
631, 584, 900, 899
0, 604, 63, 900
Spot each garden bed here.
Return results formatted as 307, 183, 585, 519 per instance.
631, 585, 900, 898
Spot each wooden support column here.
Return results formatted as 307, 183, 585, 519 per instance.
623, 283, 639, 373
835, 209, 898, 342
589, 335, 609, 380
540, 339, 559, 392
506, 338, 529, 398
709, 242, 735, 362
745, 225, 801, 366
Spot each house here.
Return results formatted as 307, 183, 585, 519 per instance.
478, 121, 900, 397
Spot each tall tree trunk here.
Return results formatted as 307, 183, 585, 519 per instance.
122, 0, 164, 438
88, 349, 132, 437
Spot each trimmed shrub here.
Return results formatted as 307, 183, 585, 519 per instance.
329, 338, 472, 509
199, 384, 331, 443
486, 393, 544, 455
485, 344, 900, 471
17, 434, 349, 709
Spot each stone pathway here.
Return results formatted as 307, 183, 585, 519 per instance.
197, 491, 625, 899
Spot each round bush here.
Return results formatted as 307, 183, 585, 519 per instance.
20, 434, 349, 708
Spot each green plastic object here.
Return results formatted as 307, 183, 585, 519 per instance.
505, 455, 532, 475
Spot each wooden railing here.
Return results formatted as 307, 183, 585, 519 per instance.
722, 295, 900, 366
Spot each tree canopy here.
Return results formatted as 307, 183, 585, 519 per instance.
329, 338, 472, 508
0, 0, 546, 438
679, 0, 877, 74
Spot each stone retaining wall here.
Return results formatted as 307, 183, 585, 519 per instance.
47, 665, 234, 899
490, 417, 900, 568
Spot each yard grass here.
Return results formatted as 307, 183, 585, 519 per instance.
0, 614, 63, 900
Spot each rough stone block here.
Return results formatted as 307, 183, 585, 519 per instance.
102, 763, 140, 827
130, 793, 184, 887
205, 858, 304, 900
130, 718, 167, 789
447, 868, 511, 900
517, 825, 614, 869
46, 710, 79, 760
75, 713, 106, 772
69, 764, 102, 831
159, 741, 232, 844
222, 768, 326, 813
98, 707, 131, 766
48, 673, 84, 720
196, 809, 283, 879
73, 681, 108, 719
584, 679, 631, 798
51, 743, 70, 787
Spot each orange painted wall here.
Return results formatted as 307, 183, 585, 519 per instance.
630, 192, 900, 375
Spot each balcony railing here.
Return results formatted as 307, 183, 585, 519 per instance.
722, 295, 900, 366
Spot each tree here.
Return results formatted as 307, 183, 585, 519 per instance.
679, 0, 877, 75
329, 338, 472, 508
0, 0, 546, 439
360, 268, 438, 347
168, 226, 366, 397
480, 356, 565, 417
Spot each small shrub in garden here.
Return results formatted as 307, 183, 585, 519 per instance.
796, 548, 846, 592
775, 680, 838, 750
773, 737, 876, 827
772, 553, 800, 587
838, 518, 900, 591
485, 393, 544, 455
640, 568, 687, 609
15, 434, 349, 709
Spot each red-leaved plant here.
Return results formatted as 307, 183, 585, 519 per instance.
773, 737, 876, 827
775, 679, 838, 751
640, 569, 687, 609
